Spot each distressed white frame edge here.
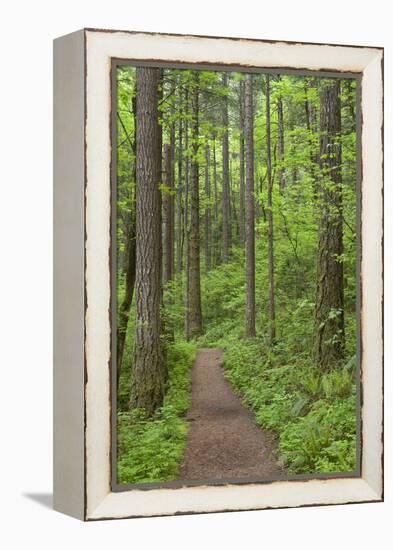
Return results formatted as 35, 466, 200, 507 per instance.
55, 29, 383, 520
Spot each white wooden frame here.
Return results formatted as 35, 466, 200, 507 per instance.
53, 28, 384, 521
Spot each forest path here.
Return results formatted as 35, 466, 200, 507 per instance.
178, 348, 284, 481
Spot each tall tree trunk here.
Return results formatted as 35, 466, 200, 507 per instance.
314, 80, 345, 370
277, 87, 286, 193
176, 114, 183, 274
239, 79, 245, 246
162, 143, 174, 285
157, 70, 168, 378
130, 67, 164, 415
230, 162, 239, 240
222, 73, 231, 262
244, 74, 256, 338
266, 75, 276, 344
162, 142, 175, 344
204, 145, 212, 271
213, 134, 219, 266
187, 75, 203, 339
184, 90, 190, 339
168, 77, 176, 276
117, 96, 137, 387
169, 79, 176, 181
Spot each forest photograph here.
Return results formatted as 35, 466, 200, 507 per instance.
114, 63, 359, 486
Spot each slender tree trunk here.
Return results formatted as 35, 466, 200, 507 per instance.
157, 70, 169, 376
244, 74, 256, 338
184, 94, 191, 339
222, 73, 231, 262
342, 80, 356, 188
176, 114, 183, 274
117, 96, 137, 387
170, 79, 176, 181
266, 75, 276, 344
117, 219, 136, 387
259, 175, 267, 223
162, 143, 174, 285
204, 145, 212, 271
305, 79, 318, 132
162, 142, 175, 343
229, 159, 239, 238
130, 67, 164, 415
344, 80, 356, 133
277, 88, 286, 193
168, 78, 176, 276
239, 79, 246, 246
305, 79, 319, 195
187, 75, 203, 339
213, 134, 219, 266
314, 80, 345, 370
230, 162, 239, 240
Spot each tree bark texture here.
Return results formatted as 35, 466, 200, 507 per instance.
239, 79, 246, 246
212, 135, 219, 266
244, 74, 256, 338
187, 75, 203, 339
266, 75, 276, 344
204, 145, 212, 271
184, 91, 190, 339
314, 80, 345, 370
176, 114, 183, 274
130, 67, 164, 415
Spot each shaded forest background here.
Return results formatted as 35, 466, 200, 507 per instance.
115, 65, 358, 484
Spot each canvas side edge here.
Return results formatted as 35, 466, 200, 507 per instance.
53, 29, 86, 521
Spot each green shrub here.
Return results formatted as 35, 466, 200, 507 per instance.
221, 335, 357, 475
280, 397, 356, 473
117, 341, 196, 484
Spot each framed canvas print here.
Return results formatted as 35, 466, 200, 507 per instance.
53, 28, 383, 520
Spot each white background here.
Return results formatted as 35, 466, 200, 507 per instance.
0, 0, 391, 548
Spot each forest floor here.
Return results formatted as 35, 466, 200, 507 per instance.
178, 348, 285, 481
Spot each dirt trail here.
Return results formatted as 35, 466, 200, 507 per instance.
178, 348, 284, 481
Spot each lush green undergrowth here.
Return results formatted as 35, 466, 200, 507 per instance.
195, 240, 357, 475
117, 341, 196, 484
200, 332, 356, 474
118, 232, 357, 479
